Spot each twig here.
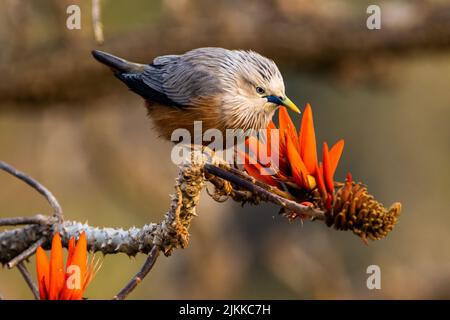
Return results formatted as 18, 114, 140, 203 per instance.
221, 165, 296, 200
205, 173, 252, 203
113, 246, 160, 300
7, 237, 46, 269
204, 164, 325, 220
92, 0, 104, 45
0, 161, 62, 219
0, 214, 47, 226
17, 262, 40, 300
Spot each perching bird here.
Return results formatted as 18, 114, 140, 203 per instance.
92, 47, 300, 140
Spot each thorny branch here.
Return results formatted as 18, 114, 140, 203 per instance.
0, 147, 323, 299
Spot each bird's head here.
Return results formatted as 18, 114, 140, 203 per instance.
220, 50, 300, 131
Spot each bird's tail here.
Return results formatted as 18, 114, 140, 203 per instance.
91, 50, 146, 74
92, 50, 174, 104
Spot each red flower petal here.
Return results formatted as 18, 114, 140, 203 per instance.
266, 120, 277, 154
298, 103, 318, 174
268, 121, 289, 174
68, 232, 88, 300
315, 163, 327, 197
48, 233, 65, 300
329, 139, 344, 177
245, 163, 278, 186
325, 193, 333, 210
322, 142, 334, 195
279, 106, 299, 154
59, 236, 77, 300
286, 133, 310, 189
240, 151, 278, 186
66, 236, 75, 270
246, 136, 271, 167
36, 246, 49, 300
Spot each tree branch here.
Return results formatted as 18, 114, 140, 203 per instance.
7, 238, 46, 269
0, 161, 62, 219
204, 164, 324, 220
0, 214, 48, 226
17, 262, 40, 300
113, 246, 159, 300
0, 147, 323, 298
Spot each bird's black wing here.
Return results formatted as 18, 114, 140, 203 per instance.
92, 50, 186, 107
115, 72, 186, 108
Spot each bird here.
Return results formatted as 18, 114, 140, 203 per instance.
92, 47, 300, 141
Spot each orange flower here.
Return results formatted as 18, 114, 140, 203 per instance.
36, 232, 99, 300
243, 103, 345, 208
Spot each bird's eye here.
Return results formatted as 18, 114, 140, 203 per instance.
256, 86, 265, 95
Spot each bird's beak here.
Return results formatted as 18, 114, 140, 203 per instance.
280, 96, 301, 114
266, 95, 301, 113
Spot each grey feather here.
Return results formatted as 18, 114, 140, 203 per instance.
139, 47, 283, 107
94, 47, 282, 106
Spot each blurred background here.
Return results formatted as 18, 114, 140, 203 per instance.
1, 0, 450, 299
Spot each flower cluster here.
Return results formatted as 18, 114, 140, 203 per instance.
244, 104, 344, 209
36, 232, 99, 300
242, 103, 401, 242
